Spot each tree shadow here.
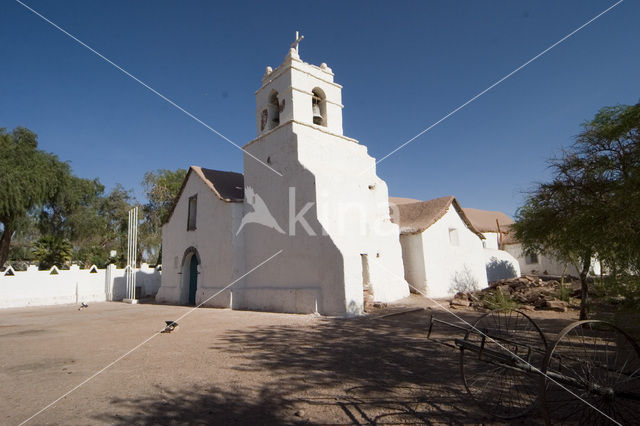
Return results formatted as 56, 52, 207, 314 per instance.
95, 309, 552, 424
94, 384, 291, 425
486, 258, 518, 282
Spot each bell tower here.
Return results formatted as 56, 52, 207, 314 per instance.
255, 33, 344, 137
240, 34, 409, 316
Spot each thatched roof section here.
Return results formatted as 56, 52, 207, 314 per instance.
165, 166, 244, 224
461, 207, 514, 233
389, 196, 484, 238
388, 196, 421, 205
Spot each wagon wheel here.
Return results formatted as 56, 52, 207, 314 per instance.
541, 320, 640, 425
460, 310, 548, 419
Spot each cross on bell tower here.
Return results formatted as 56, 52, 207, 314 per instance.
254, 34, 344, 137
290, 31, 304, 55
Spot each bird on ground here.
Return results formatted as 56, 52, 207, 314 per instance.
78, 303, 88, 311
162, 321, 179, 333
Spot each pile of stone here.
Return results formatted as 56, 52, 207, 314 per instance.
450, 275, 575, 312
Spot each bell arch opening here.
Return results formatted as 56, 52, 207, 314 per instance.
311, 88, 327, 127
268, 90, 280, 129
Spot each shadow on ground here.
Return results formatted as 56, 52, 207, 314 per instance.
94, 384, 291, 425
95, 309, 562, 424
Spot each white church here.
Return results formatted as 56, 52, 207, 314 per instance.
156, 38, 412, 316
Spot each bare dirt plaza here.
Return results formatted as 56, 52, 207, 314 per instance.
0, 298, 579, 425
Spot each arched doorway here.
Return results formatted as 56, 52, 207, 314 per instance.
181, 247, 200, 306
187, 255, 198, 305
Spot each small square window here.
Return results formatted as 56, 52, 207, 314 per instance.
187, 195, 197, 231
449, 228, 459, 246
525, 253, 539, 264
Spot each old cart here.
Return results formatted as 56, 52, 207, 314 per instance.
427, 310, 640, 424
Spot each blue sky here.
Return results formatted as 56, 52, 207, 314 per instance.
1, 0, 638, 217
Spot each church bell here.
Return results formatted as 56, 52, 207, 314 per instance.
312, 102, 323, 125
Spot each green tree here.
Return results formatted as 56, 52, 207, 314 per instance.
68, 184, 135, 268
8, 214, 39, 266
140, 168, 187, 263
32, 235, 73, 270
513, 102, 640, 319
576, 103, 640, 271
0, 127, 70, 267
94, 185, 136, 267
38, 176, 104, 242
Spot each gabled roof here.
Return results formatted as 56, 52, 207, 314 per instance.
461, 207, 514, 233
165, 166, 244, 224
195, 167, 244, 201
389, 196, 484, 238
388, 196, 421, 205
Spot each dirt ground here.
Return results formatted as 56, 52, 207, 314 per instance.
0, 296, 580, 425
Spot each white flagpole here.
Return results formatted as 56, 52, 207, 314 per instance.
124, 207, 138, 304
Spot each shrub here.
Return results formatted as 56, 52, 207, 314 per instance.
449, 265, 479, 294
482, 288, 520, 311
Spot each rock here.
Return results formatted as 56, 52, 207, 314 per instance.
512, 294, 527, 303
544, 300, 568, 312
516, 288, 546, 305
534, 299, 547, 309
450, 298, 471, 307
511, 279, 529, 290
520, 305, 536, 311
497, 285, 512, 294
455, 292, 470, 300
295, 410, 305, 417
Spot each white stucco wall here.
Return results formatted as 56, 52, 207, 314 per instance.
483, 249, 521, 282
503, 243, 601, 277
0, 264, 161, 309
241, 121, 409, 316
481, 232, 500, 250
399, 233, 427, 294
302, 123, 409, 306
156, 173, 238, 308
413, 207, 488, 298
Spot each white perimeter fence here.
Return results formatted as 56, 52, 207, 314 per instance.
0, 264, 161, 309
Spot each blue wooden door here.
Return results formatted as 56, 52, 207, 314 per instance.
188, 255, 198, 305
